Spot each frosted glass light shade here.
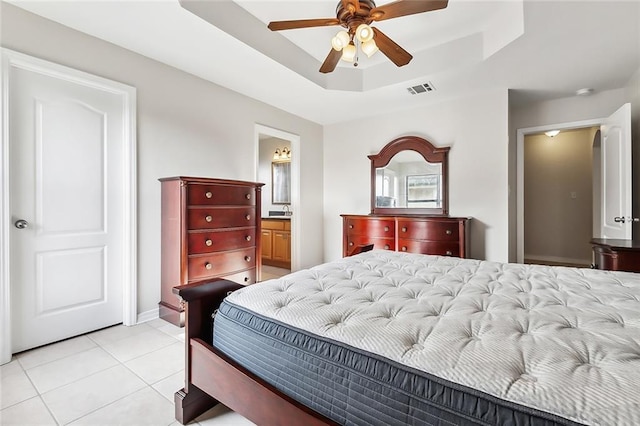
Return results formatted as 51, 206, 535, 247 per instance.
355, 24, 374, 42
341, 43, 356, 62
361, 39, 379, 57
331, 30, 350, 51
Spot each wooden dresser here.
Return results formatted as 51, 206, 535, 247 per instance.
591, 238, 640, 273
342, 215, 470, 258
159, 176, 264, 326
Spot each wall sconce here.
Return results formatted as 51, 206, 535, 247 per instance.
273, 147, 291, 161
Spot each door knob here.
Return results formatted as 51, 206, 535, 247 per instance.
614, 217, 640, 223
14, 219, 28, 229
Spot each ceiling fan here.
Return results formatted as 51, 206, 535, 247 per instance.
268, 0, 449, 73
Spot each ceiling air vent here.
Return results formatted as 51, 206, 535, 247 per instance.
407, 82, 436, 95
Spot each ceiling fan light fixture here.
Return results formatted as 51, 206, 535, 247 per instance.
341, 42, 356, 62
361, 39, 379, 57
355, 24, 374, 42
331, 30, 350, 51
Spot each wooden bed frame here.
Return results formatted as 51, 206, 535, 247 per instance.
173, 279, 338, 425
174, 244, 373, 425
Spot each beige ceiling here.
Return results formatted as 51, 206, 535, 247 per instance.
7, 0, 640, 125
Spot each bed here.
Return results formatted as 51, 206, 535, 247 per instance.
173, 250, 640, 425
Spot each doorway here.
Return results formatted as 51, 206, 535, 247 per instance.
522, 127, 598, 267
0, 49, 137, 364
516, 104, 633, 265
255, 124, 300, 278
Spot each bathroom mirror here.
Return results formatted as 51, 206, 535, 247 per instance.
272, 161, 291, 204
370, 136, 450, 215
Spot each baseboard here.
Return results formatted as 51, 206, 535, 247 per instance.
524, 254, 591, 266
137, 308, 159, 324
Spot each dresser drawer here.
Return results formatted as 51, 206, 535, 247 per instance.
188, 207, 256, 230
188, 228, 256, 254
188, 184, 256, 206
346, 235, 394, 252
222, 268, 257, 286
398, 220, 459, 242
398, 239, 460, 257
188, 248, 256, 282
346, 218, 395, 237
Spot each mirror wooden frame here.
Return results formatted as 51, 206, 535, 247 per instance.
369, 135, 450, 216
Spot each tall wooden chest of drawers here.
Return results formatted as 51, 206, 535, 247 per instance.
342, 215, 470, 258
159, 177, 264, 326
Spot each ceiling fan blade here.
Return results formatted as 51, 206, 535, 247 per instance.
370, 0, 448, 22
319, 48, 342, 74
372, 27, 413, 67
268, 18, 340, 31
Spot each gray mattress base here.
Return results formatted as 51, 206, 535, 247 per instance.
213, 301, 584, 426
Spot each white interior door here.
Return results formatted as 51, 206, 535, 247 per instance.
600, 103, 632, 240
7, 54, 131, 353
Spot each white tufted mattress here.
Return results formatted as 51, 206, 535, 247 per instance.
215, 250, 640, 425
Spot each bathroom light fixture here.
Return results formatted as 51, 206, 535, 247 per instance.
273, 147, 291, 161
545, 130, 560, 138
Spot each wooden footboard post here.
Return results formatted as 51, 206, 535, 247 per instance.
173, 279, 244, 425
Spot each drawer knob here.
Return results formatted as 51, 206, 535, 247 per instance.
446, 250, 453, 256
384, 226, 389, 232
205, 262, 213, 270
384, 244, 390, 250
245, 214, 251, 220
246, 193, 251, 200
245, 256, 251, 262
349, 242, 354, 246
349, 224, 354, 229
244, 276, 250, 282
445, 229, 452, 235
245, 235, 252, 241
205, 239, 213, 247
205, 215, 213, 223
205, 191, 213, 199
401, 246, 407, 252
401, 227, 407, 232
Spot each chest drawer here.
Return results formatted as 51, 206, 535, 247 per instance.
398, 239, 460, 257
188, 207, 255, 230
188, 184, 256, 206
188, 228, 256, 254
346, 218, 395, 237
188, 247, 255, 282
398, 220, 459, 242
346, 235, 394, 252
222, 268, 257, 286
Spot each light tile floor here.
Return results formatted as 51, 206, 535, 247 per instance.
1, 320, 255, 425
0, 268, 291, 426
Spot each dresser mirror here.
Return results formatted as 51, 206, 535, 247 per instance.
272, 161, 291, 204
369, 136, 450, 215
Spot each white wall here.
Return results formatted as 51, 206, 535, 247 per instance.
323, 89, 510, 263
1, 4, 324, 318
